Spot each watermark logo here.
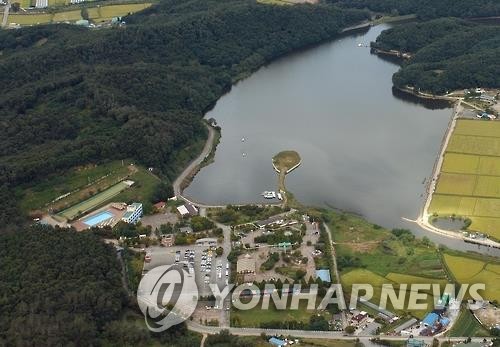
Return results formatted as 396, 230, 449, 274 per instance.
137, 265, 198, 332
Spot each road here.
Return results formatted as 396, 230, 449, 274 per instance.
187, 321, 489, 344
1, 0, 11, 28
324, 223, 348, 328
173, 124, 218, 207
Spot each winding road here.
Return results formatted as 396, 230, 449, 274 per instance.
173, 123, 217, 206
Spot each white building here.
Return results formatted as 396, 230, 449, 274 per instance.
121, 203, 143, 224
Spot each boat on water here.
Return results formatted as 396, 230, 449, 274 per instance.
277, 192, 283, 200
261, 191, 276, 199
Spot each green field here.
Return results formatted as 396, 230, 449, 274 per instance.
430, 119, 500, 239
448, 309, 490, 337
20, 160, 133, 213
58, 181, 130, 220
341, 269, 446, 319
231, 299, 323, 328
326, 210, 448, 319
8, 3, 152, 26
443, 254, 500, 302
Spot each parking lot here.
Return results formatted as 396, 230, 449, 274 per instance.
143, 245, 230, 297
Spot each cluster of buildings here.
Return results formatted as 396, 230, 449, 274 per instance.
399, 294, 458, 337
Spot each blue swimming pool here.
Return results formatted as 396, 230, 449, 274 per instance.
84, 211, 113, 226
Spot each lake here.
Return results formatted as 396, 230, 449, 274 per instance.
185, 24, 499, 255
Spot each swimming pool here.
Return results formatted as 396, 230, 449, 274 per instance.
84, 211, 113, 226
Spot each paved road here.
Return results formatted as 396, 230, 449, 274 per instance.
324, 223, 348, 328
187, 321, 489, 344
2, 0, 11, 28
173, 124, 219, 207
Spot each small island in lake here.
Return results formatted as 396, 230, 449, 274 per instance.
272, 151, 301, 205
272, 150, 301, 174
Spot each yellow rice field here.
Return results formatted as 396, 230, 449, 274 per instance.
430, 119, 500, 239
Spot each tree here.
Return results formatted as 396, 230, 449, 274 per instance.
345, 325, 356, 334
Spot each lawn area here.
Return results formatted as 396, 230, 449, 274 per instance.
20, 160, 133, 214
328, 212, 446, 279
52, 9, 81, 22
341, 269, 446, 319
8, 3, 152, 26
22, 159, 160, 221
98, 3, 152, 18
8, 13, 52, 25
443, 253, 500, 302
58, 181, 130, 220
301, 339, 360, 347
429, 119, 500, 239
448, 309, 490, 337
231, 299, 322, 328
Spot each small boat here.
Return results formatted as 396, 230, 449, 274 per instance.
277, 193, 283, 200
241, 137, 245, 142
262, 191, 275, 199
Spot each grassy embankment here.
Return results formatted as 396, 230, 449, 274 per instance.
429, 119, 500, 240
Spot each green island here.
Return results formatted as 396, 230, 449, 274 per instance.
272, 150, 301, 201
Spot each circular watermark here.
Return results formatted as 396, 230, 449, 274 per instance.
137, 265, 198, 332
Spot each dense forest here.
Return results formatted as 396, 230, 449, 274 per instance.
0, 225, 203, 346
0, 0, 369, 228
329, 0, 500, 19
372, 18, 500, 94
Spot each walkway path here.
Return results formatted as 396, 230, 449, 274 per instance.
1, 0, 11, 28
173, 124, 217, 206
323, 223, 348, 328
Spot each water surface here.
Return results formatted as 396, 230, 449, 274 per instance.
185, 25, 498, 255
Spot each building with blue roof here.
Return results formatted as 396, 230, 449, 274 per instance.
422, 312, 439, 327
316, 269, 331, 283
269, 337, 286, 347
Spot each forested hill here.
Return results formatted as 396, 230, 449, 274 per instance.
329, 0, 500, 19
0, 226, 202, 346
0, 0, 369, 228
372, 18, 500, 94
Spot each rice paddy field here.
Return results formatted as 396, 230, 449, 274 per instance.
8, 3, 152, 26
443, 253, 500, 302
429, 119, 500, 240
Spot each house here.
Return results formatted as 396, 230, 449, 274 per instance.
268, 337, 286, 347
352, 311, 369, 325
161, 234, 174, 247
177, 203, 198, 217
422, 312, 439, 327
153, 201, 166, 210
236, 254, 256, 274
121, 203, 143, 224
